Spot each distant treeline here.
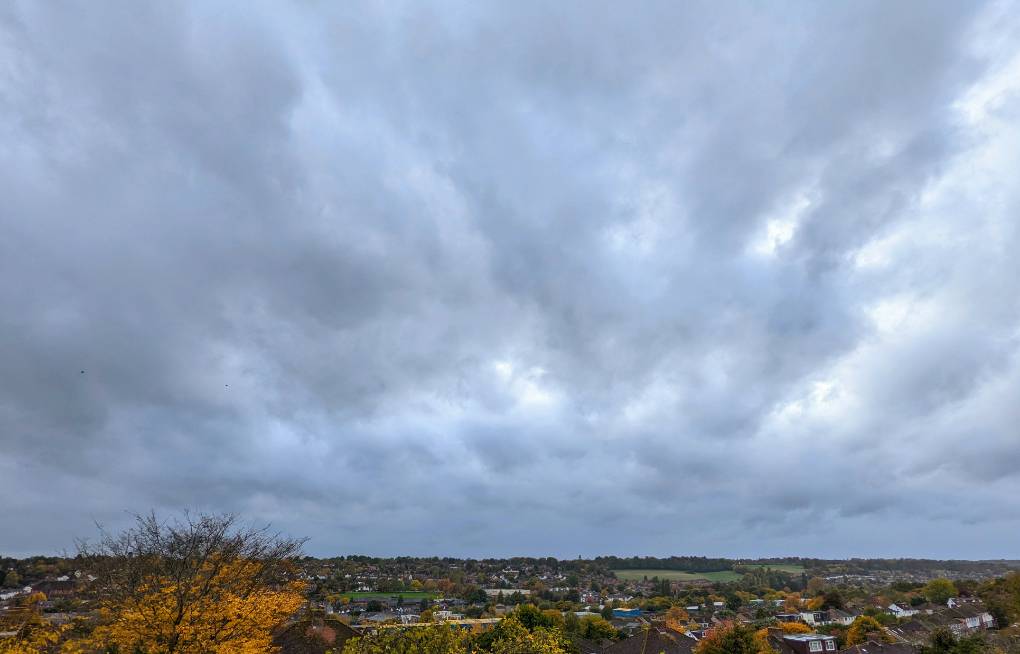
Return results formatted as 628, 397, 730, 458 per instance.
824, 558, 1020, 573
594, 556, 738, 572
589, 556, 1020, 575
7, 553, 1020, 579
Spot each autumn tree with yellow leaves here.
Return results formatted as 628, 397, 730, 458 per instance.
665, 606, 691, 633
0, 592, 66, 654
845, 615, 894, 647
696, 621, 773, 654
66, 512, 306, 654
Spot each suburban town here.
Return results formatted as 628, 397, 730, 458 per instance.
3, 530, 1020, 653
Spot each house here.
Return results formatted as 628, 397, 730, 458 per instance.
826, 609, 856, 626
27, 580, 76, 599
888, 604, 918, 618
946, 604, 996, 632
839, 641, 918, 654
603, 628, 696, 654
888, 619, 932, 645
771, 632, 838, 654
888, 603, 996, 645
572, 636, 611, 654
272, 615, 360, 654
800, 611, 825, 626
612, 608, 642, 619
483, 588, 531, 598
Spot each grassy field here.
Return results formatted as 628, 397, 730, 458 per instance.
340, 591, 440, 600
739, 564, 806, 574
612, 569, 743, 583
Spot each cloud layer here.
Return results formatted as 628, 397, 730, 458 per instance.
2, 0, 1019, 558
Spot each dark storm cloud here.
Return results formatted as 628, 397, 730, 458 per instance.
2, 0, 1019, 558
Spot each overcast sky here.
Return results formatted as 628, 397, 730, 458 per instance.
2, 1, 1020, 560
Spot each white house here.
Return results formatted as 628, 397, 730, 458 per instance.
888, 603, 918, 618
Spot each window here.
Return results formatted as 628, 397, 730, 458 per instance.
809, 641, 823, 652
826, 641, 836, 651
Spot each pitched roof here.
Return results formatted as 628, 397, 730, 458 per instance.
839, 641, 918, 654
603, 628, 696, 654
272, 616, 360, 654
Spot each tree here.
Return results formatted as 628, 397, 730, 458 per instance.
665, 606, 690, 633
513, 604, 555, 631
485, 615, 567, 654
806, 596, 825, 610
807, 577, 827, 596
696, 622, 769, 654
777, 622, 812, 635
578, 616, 617, 641
923, 579, 959, 605
69, 511, 305, 654
0, 592, 65, 654
822, 589, 845, 610
979, 571, 1020, 629
846, 616, 894, 646
2, 571, 20, 588
920, 627, 990, 654
541, 609, 564, 630
342, 623, 470, 654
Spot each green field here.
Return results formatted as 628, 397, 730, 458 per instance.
739, 564, 806, 574
340, 591, 440, 600
612, 569, 742, 583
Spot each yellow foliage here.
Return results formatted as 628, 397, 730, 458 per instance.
665, 606, 690, 633
65, 559, 304, 653
846, 616, 893, 646
0, 605, 65, 654
778, 622, 812, 634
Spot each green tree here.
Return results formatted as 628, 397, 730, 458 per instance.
485, 615, 567, 654
2, 571, 20, 587
578, 616, 617, 641
923, 579, 959, 605
919, 627, 990, 654
563, 611, 580, 634
979, 571, 1020, 628
821, 589, 844, 610
342, 623, 470, 654
512, 604, 555, 630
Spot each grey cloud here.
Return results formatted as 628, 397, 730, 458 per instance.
2, 0, 1019, 558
